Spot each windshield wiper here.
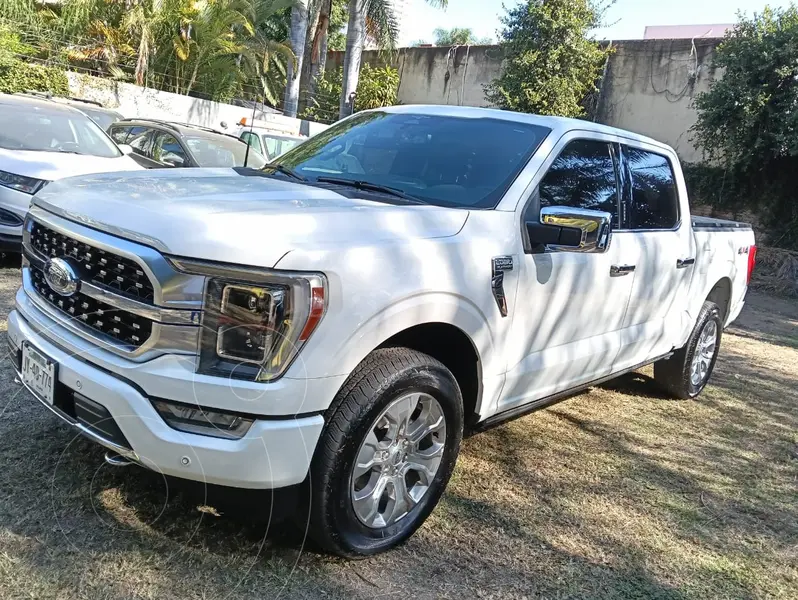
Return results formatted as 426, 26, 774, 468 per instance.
315, 177, 426, 204
260, 163, 306, 181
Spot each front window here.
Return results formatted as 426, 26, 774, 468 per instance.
185, 135, 267, 168
274, 112, 551, 209
0, 103, 122, 158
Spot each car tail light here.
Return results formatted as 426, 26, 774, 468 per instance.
746, 245, 757, 285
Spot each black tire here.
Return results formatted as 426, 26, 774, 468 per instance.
654, 300, 723, 399
304, 347, 464, 557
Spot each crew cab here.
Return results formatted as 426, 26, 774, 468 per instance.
9, 106, 756, 557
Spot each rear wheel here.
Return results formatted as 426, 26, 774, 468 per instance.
654, 300, 723, 399
305, 347, 463, 557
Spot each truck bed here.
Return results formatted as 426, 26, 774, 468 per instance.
691, 216, 753, 231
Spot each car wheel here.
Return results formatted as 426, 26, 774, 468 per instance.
305, 347, 463, 557
654, 300, 723, 399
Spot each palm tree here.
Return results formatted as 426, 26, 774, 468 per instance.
339, 0, 447, 119
283, 0, 308, 116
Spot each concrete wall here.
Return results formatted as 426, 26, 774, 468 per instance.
66, 72, 328, 137
326, 38, 723, 162
325, 46, 503, 108
595, 39, 723, 163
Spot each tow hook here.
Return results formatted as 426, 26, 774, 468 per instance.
104, 452, 134, 467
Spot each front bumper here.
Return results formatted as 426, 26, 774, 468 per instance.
0, 186, 29, 247
9, 306, 327, 489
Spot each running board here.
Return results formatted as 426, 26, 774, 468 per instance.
471, 353, 673, 434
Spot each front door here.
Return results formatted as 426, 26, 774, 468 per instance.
498, 135, 636, 413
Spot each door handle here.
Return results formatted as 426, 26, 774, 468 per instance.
677, 258, 696, 269
610, 264, 636, 276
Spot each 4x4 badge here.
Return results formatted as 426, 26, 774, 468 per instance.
491, 256, 513, 317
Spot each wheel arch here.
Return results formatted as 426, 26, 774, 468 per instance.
377, 322, 483, 426
706, 276, 733, 324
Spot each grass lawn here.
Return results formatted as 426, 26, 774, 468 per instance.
0, 266, 795, 599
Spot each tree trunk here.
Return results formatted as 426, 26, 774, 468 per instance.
307, 0, 332, 106
284, 1, 309, 117
340, 0, 365, 119
298, 3, 321, 114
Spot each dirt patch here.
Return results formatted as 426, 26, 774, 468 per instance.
0, 267, 796, 599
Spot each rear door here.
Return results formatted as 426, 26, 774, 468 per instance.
612, 144, 696, 371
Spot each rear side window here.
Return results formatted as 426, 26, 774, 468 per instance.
110, 126, 131, 144
624, 147, 679, 230
538, 139, 620, 227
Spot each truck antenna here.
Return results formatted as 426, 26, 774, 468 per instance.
243, 95, 259, 168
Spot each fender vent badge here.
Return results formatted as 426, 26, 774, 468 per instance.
491, 256, 513, 317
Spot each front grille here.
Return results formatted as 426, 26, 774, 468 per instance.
30, 221, 155, 303
31, 266, 153, 347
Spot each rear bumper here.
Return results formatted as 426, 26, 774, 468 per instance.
9, 307, 326, 489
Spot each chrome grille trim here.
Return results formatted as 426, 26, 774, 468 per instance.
21, 266, 200, 360
20, 207, 205, 360
24, 249, 198, 326
26, 207, 205, 310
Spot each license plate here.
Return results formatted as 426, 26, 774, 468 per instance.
21, 342, 57, 405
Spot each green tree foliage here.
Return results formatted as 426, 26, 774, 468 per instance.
692, 6, 798, 249
0, 0, 294, 104
484, 0, 611, 118
301, 63, 398, 122
431, 27, 491, 46
0, 25, 69, 95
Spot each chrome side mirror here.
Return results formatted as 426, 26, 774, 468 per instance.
527, 206, 613, 253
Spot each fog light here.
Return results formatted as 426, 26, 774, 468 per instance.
152, 399, 254, 440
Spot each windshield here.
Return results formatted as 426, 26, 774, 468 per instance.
0, 103, 122, 158
78, 107, 122, 131
274, 112, 551, 208
185, 135, 267, 168
262, 134, 303, 158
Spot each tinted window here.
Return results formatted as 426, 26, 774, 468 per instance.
275, 112, 551, 209
625, 147, 679, 230
110, 126, 131, 144
185, 135, 266, 168
241, 132, 263, 157
0, 102, 121, 158
126, 127, 152, 157
538, 139, 620, 226
151, 132, 188, 167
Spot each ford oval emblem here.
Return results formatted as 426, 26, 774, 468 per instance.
44, 257, 79, 297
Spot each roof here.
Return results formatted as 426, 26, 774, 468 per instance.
116, 118, 244, 142
375, 104, 673, 152
0, 92, 84, 115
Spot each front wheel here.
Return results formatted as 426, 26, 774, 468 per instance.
305, 347, 464, 557
654, 300, 723, 399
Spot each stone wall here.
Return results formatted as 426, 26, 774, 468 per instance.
326, 38, 723, 162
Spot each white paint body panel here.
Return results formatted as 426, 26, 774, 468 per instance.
12, 106, 755, 489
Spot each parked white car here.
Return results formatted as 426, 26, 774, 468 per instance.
235, 122, 306, 160
9, 105, 756, 557
0, 94, 141, 251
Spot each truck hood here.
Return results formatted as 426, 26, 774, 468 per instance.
0, 148, 142, 181
32, 168, 469, 267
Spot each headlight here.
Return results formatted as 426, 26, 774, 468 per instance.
152, 399, 254, 439
0, 171, 47, 194
169, 258, 327, 382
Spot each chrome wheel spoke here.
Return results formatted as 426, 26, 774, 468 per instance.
353, 430, 386, 479
352, 474, 389, 527
690, 320, 718, 386
384, 393, 420, 437
385, 475, 416, 524
405, 443, 445, 484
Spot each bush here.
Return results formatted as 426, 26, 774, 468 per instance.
692, 6, 798, 250
301, 64, 399, 123
484, 0, 612, 117
0, 26, 69, 96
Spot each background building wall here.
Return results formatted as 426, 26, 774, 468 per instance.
326, 38, 723, 162
66, 72, 327, 136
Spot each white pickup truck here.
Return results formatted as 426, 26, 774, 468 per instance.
10, 106, 756, 557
